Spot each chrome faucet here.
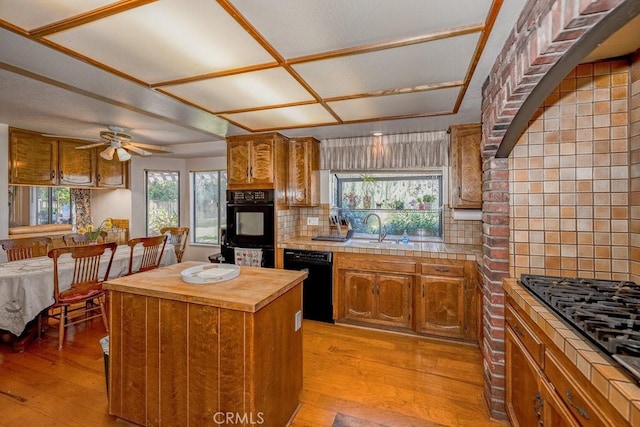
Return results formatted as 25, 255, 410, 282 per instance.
363, 213, 387, 242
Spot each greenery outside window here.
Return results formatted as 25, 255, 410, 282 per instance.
191, 171, 227, 244
333, 172, 443, 240
146, 170, 179, 236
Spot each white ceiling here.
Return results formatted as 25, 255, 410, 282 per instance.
0, 0, 636, 158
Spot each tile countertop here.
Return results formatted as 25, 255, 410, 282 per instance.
279, 237, 482, 263
504, 278, 640, 425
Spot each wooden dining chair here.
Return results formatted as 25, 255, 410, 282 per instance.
159, 227, 189, 263
47, 242, 117, 350
62, 232, 108, 246
127, 235, 168, 275
0, 236, 53, 261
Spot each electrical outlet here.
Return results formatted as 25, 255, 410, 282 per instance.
307, 216, 319, 226
295, 310, 302, 331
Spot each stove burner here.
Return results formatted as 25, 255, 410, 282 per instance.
520, 274, 640, 384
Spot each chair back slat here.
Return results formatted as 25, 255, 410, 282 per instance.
49, 242, 117, 301
127, 235, 167, 275
160, 227, 189, 262
0, 237, 52, 261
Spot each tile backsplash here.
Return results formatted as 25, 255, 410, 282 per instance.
278, 203, 481, 245
509, 58, 634, 281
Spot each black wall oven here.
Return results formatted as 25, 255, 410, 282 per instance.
222, 189, 275, 268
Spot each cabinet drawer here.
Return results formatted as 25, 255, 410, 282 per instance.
505, 303, 544, 367
545, 351, 608, 426
420, 263, 464, 277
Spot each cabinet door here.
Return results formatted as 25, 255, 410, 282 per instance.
288, 138, 319, 206
249, 139, 274, 185
418, 275, 464, 338
450, 124, 482, 208
289, 139, 309, 205
377, 273, 411, 328
58, 140, 95, 186
9, 130, 58, 185
97, 155, 128, 188
343, 271, 375, 321
227, 141, 251, 185
540, 378, 580, 427
506, 326, 543, 427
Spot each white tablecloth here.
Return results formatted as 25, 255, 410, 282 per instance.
0, 244, 177, 336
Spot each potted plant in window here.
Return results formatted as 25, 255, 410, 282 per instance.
361, 174, 376, 209
343, 192, 361, 209
423, 194, 436, 210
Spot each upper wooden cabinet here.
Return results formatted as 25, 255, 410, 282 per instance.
58, 140, 96, 186
9, 128, 128, 189
288, 137, 320, 207
226, 132, 289, 203
449, 123, 482, 209
9, 129, 58, 185
97, 155, 128, 188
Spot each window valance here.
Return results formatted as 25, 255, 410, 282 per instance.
320, 131, 449, 170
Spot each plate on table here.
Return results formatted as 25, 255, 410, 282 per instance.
181, 264, 240, 284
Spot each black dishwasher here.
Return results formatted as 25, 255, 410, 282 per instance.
283, 249, 334, 324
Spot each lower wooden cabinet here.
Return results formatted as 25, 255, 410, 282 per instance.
343, 270, 411, 328
335, 253, 477, 341
505, 295, 627, 426
417, 275, 465, 338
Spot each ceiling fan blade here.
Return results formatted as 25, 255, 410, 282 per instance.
122, 145, 152, 156
75, 142, 108, 149
42, 133, 101, 143
125, 141, 173, 153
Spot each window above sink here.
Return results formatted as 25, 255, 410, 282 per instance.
331, 171, 443, 241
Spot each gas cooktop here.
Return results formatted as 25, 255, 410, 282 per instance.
520, 274, 640, 384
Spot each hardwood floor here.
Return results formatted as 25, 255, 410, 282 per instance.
0, 319, 507, 427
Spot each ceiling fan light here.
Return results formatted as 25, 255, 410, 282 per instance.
100, 146, 115, 160
116, 147, 131, 161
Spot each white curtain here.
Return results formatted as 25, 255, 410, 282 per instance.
320, 131, 449, 170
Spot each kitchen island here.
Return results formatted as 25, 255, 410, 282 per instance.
103, 261, 307, 427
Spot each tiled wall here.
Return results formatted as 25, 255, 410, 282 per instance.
631, 49, 640, 284
509, 58, 632, 281
280, 203, 482, 245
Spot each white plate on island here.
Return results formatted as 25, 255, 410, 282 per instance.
181, 264, 240, 284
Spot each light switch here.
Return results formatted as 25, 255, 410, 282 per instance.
307, 216, 319, 226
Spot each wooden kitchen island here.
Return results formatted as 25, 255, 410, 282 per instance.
103, 261, 307, 427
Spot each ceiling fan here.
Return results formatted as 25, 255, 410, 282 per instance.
46, 125, 173, 161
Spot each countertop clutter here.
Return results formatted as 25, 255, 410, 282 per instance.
280, 237, 482, 263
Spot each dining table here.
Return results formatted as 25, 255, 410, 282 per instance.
0, 243, 178, 349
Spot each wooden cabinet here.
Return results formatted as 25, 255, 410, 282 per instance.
418, 275, 464, 338
58, 140, 96, 186
417, 262, 476, 340
288, 137, 320, 206
336, 253, 480, 341
337, 254, 414, 330
505, 294, 626, 426
449, 123, 482, 209
9, 128, 128, 189
9, 129, 58, 185
342, 271, 411, 328
227, 132, 288, 184
97, 155, 128, 188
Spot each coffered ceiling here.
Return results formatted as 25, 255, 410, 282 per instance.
1, 0, 633, 157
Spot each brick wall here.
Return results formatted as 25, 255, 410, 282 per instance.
480, 0, 628, 419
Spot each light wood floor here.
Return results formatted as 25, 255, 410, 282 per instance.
0, 319, 508, 427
